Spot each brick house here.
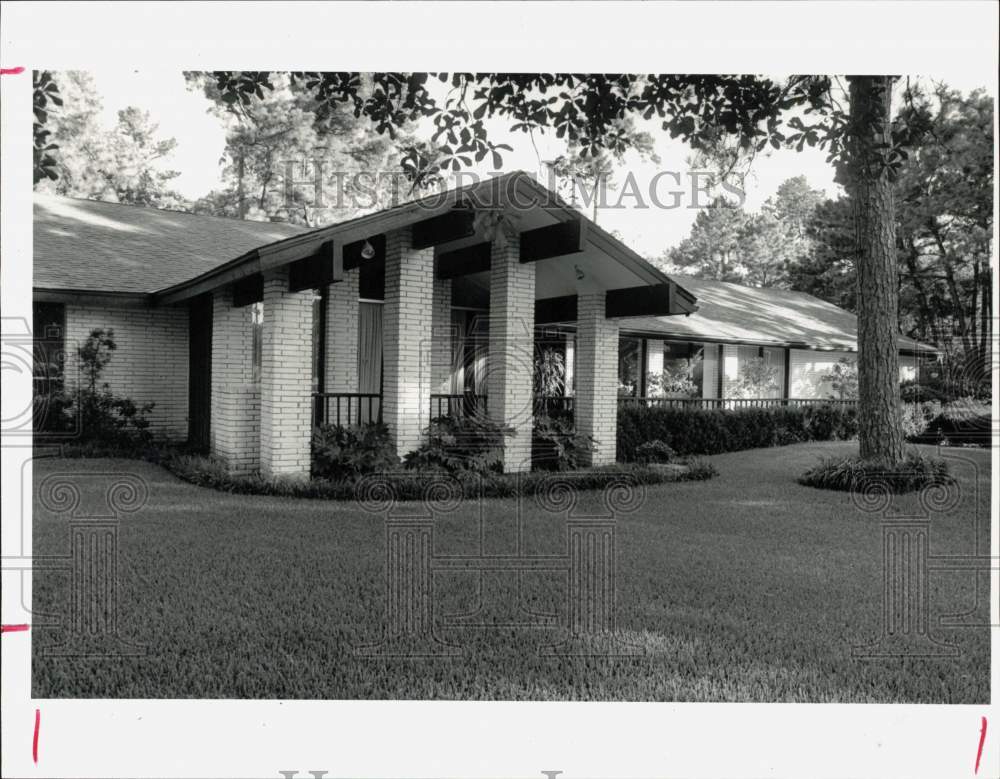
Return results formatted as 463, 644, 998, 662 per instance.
33, 172, 931, 476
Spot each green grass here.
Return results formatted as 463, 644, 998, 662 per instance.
31, 441, 990, 701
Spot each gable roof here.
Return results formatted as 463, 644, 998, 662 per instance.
33, 195, 310, 294
34, 172, 688, 311
622, 274, 929, 354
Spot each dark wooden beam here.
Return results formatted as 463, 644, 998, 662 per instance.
232, 274, 263, 307
288, 240, 343, 292
717, 344, 724, 398
519, 219, 586, 263
605, 283, 675, 318
436, 242, 492, 280
343, 234, 385, 270
535, 294, 577, 324
783, 348, 792, 399
411, 209, 476, 250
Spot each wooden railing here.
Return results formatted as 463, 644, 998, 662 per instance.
619, 397, 858, 410
534, 395, 575, 418
313, 392, 382, 426
430, 393, 488, 419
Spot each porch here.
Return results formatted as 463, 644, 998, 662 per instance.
196, 172, 695, 476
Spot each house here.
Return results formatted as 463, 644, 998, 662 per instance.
32, 172, 931, 476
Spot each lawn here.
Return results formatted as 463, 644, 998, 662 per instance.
31, 441, 990, 702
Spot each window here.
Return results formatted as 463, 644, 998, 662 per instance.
32, 302, 65, 432
618, 337, 642, 397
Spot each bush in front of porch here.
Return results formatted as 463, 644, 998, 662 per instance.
166, 452, 717, 501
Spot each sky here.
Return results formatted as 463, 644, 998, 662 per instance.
84, 69, 992, 257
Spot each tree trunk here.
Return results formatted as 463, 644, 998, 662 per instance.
848, 76, 904, 463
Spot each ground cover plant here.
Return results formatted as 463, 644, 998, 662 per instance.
165, 452, 715, 500
32, 441, 988, 702
797, 451, 950, 494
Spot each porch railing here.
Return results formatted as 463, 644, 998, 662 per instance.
314, 392, 856, 427
430, 393, 488, 420
619, 397, 859, 410
313, 392, 382, 427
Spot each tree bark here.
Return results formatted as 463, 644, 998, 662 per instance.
848, 76, 904, 462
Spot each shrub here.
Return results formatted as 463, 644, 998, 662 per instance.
617, 403, 857, 461
164, 455, 717, 501
798, 453, 949, 494
311, 423, 398, 480
531, 413, 596, 471
634, 440, 676, 464
908, 399, 992, 447
900, 380, 953, 404
803, 403, 859, 440
533, 346, 566, 396
403, 415, 515, 474
47, 328, 155, 446
900, 402, 940, 439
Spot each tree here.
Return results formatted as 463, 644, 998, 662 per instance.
787, 197, 857, 311
662, 176, 825, 288
894, 86, 993, 394
33, 71, 186, 207
790, 86, 993, 398
36, 71, 928, 463
184, 72, 427, 225
662, 197, 748, 282
545, 116, 661, 224
844, 76, 904, 462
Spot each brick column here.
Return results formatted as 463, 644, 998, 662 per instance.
487, 237, 535, 472
382, 227, 434, 457
210, 287, 259, 475
324, 268, 359, 392
431, 278, 453, 393
576, 294, 619, 466
260, 268, 315, 478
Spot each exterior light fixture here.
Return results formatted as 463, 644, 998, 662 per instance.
360, 239, 376, 260
574, 264, 585, 281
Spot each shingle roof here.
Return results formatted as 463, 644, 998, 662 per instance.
34, 195, 310, 294
623, 274, 929, 353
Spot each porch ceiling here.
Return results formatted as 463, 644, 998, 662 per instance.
433, 210, 659, 299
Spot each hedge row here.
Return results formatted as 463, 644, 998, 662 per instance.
165, 454, 717, 501
617, 403, 859, 461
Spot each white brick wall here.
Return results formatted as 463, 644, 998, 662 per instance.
576, 293, 619, 466
382, 227, 434, 457
64, 303, 189, 439
323, 269, 359, 392
702, 343, 720, 399
259, 269, 315, 477
210, 288, 259, 474
644, 339, 665, 396
486, 238, 535, 472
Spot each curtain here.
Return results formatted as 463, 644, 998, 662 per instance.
357, 301, 383, 422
